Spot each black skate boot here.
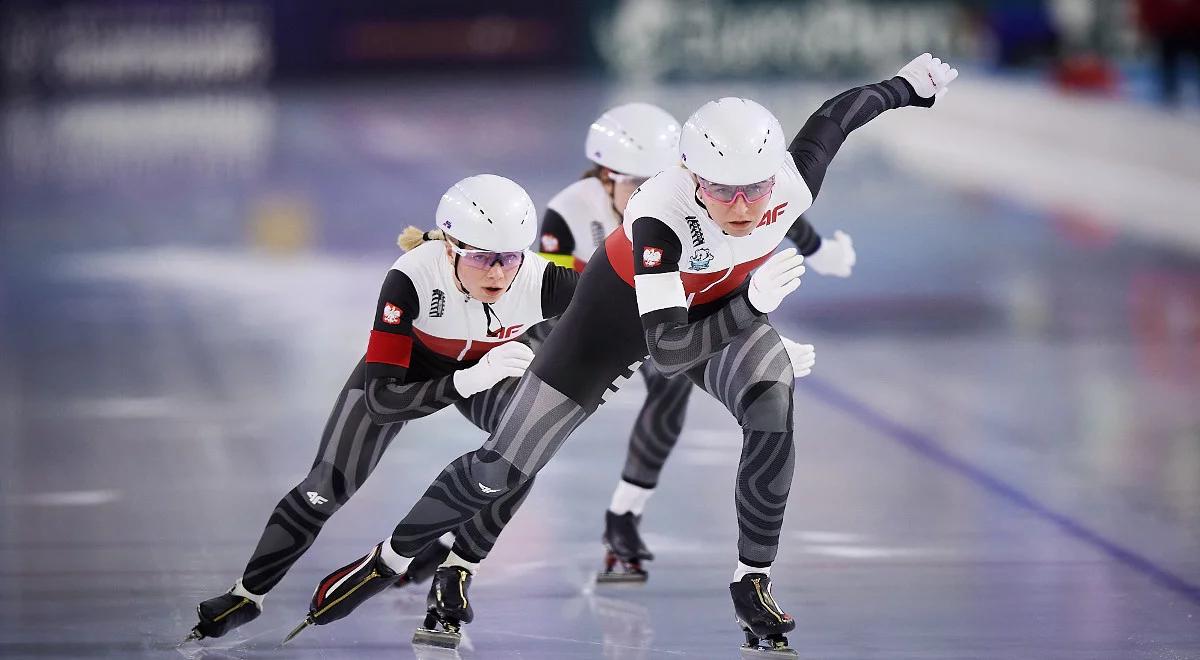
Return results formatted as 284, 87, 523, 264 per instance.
730, 573, 797, 657
412, 566, 474, 649
281, 542, 401, 645
183, 582, 263, 642
597, 511, 652, 584
394, 538, 452, 589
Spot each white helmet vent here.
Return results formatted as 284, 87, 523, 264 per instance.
702, 131, 724, 157
585, 102, 681, 177
468, 198, 494, 225
679, 97, 785, 185
436, 174, 535, 251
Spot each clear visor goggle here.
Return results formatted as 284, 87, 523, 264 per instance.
696, 175, 776, 205
449, 244, 524, 272
608, 171, 650, 187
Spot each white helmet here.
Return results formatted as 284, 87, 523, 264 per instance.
679, 97, 785, 185
585, 102, 681, 177
436, 174, 536, 252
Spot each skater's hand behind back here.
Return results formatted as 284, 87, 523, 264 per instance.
780, 338, 816, 378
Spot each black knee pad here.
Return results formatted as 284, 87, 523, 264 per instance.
467, 449, 527, 495
738, 379, 794, 433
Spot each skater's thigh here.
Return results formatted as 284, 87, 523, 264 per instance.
529, 255, 647, 412
476, 259, 646, 479
308, 357, 405, 490
453, 376, 520, 434
689, 320, 794, 431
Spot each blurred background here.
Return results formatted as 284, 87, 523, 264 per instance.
1, 1, 1198, 658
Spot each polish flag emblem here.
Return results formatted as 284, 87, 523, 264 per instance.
540, 233, 559, 252
642, 247, 663, 268
381, 302, 404, 325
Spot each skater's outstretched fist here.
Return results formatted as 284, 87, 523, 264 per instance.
897, 52, 960, 105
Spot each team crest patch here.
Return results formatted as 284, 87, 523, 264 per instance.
540, 233, 559, 252
689, 247, 714, 271
381, 302, 404, 325
642, 247, 663, 268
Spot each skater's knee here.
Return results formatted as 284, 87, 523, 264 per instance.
467, 450, 528, 496
296, 462, 349, 509
737, 377, 794, 433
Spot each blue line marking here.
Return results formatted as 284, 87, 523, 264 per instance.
802, 378, 1200, 607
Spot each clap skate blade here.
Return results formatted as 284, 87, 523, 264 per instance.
596, 551, 648, 584
280, 617, 312, 646
739, 628, 799, 657
412, 612, 463, 649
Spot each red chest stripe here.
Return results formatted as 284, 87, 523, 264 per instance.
605, 230, 773, 306
366, 330, 412, 368
412, 327, 515, 362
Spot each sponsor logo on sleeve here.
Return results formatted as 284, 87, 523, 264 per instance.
429, 289, 446, 318
589, 221, 606, 249
381, 302, 404, 325
685, 216, 705, 247
642, 247, 664, 268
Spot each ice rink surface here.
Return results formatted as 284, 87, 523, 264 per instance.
2, 75, 1198, 659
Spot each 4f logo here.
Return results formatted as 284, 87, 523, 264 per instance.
756, 202, 789, 228
306, 491, 328, 506
487, 324, 525, 339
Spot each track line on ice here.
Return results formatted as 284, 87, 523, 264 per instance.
801, 378, 1200, 608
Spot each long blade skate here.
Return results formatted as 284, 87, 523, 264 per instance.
412, 612, 462, 649
279, 616, 313, 646
730, 574, 798, 657
179, 628, 204, 645
596, 551, 648, 584
739, 628, 799, 657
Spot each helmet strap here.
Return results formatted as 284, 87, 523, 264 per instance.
482, 302, 503, 335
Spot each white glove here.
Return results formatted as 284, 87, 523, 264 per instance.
780, 337, 816, 378
805, 230, 856, 278
452, 341, 534, 397
748, 248, 805, 314
897, 53, 959, 103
